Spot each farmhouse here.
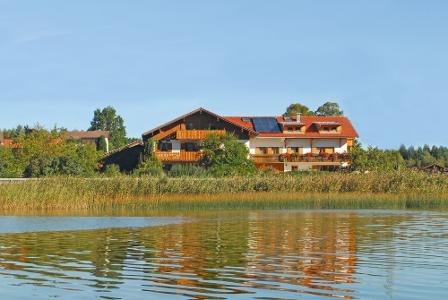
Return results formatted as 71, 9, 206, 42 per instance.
64, 131, 111, 152
103, 107, 358, 172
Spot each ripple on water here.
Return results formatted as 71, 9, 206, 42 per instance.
0, 210, 447, 299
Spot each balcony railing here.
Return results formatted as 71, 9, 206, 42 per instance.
283, 153, 350, 163
176, 130, 225, 140
250, 154, 283, 163
250, 153, 350, 163
155, 151, 202, 162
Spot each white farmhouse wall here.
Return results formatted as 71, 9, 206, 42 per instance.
312, 138, 348, 153
284, 162, 314, 171
248, 137, 349, 154
285, 139, 312, 154
248, 138, 284, 154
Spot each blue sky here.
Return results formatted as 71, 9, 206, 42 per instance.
0, 0, 447, 148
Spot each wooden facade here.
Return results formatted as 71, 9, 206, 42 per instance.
142, 108, 255, 165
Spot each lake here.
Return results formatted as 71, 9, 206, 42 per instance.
0, 210, 447, 299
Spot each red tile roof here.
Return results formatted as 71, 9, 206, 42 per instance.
64, 131, 110, 139
143, 107, 257, 137
223, 115, 358, 138
1, 139, 21, 148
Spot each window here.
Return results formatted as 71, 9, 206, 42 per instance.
318, 147, 334, 154
291, 166, 298, 172
159, 142, 172, 152
321, 126, 338, 133
181, 142, 200, 152
288, 147, 302, 154
257, 147, 268, 155
271, 147, 280, 154
187, 122, 194, 130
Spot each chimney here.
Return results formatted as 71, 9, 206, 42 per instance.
296, 113, 302, 123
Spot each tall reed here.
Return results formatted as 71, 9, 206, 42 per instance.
1, 171, 448, 210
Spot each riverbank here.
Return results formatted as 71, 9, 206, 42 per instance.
1, 171, 448, 210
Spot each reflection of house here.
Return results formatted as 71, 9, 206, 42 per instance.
103, 107, 358, 172
64, 131, 110, 152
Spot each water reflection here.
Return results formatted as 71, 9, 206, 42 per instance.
0, 210, 447, 299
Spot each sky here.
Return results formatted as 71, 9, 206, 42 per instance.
0, 0, 447, 148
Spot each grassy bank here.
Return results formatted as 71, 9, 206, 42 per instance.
1, 171, 448, 210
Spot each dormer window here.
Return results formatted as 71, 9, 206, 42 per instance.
282, 124, 305, 134
313, 122, 341, 134
321, 126, 339, 133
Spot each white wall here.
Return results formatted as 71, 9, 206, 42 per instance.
249, 137, 348, 154
248, 138, 284, 154
285, 139, 311, 154
312, 138, 348, 153
247, 138, 347, 156
284, 162, 313, 171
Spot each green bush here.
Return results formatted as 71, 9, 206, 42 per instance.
200, 133, 256, 176
0, 146, 24, 178
103, 164, 121, 177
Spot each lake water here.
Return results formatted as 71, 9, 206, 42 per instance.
0, 210, 447, 299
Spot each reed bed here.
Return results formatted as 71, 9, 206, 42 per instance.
1, 171, 448, 210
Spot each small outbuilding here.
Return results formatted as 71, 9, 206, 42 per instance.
420, 164, 448, 174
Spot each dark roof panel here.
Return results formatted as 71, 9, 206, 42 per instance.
251, 117, 282, 133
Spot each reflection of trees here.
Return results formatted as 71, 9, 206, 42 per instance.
0, 229, 130, 290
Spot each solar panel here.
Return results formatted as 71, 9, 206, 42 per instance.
251, 117, 281, 133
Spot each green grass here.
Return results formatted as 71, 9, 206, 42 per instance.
1, 171, 448, 210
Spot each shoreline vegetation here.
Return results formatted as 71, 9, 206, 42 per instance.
1, 171, 448, 210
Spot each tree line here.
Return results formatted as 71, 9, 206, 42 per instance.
1, 102, 446, 177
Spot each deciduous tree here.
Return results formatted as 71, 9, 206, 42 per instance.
283, 103, 315, 117
315, 101, 344, 116
89, 106, 127, 149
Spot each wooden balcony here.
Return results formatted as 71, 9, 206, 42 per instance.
176, 130, 225, 140
282, 153, 350, 163
250, 154, 282, 163
155, 151, 202, 162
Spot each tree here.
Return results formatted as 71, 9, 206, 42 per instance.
0, 146, 24, 177
12, 127, 99, 178
97, 136, 108, 152
283, 103, 315, 117
200, 133, 256, 176
2, 125, 26, 139
89, 106, 127, 150
350, 141, 405, 172
133, 139, 164, 177
315, 101, 344, 116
